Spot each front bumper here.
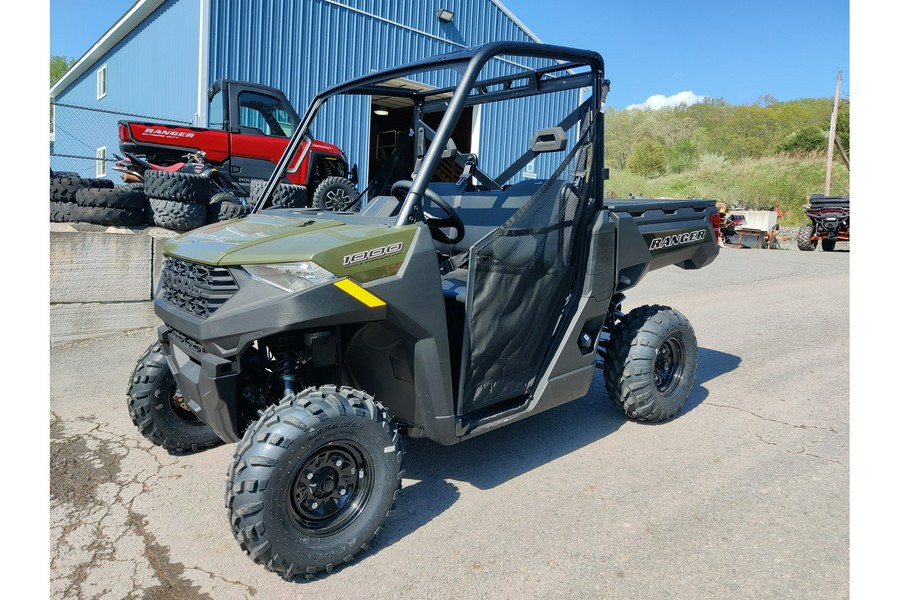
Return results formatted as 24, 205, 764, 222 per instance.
158, 325, 243, 443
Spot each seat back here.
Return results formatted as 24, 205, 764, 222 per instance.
427, 179, 548, 254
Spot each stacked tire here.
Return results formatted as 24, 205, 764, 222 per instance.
72, 184, 146, 226
207, 192, 253, 224
248, 178, 308, 209
144, 171, 210, 231
50, 176, 136, 225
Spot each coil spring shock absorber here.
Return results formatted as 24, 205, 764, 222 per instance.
270, 334, 302, 397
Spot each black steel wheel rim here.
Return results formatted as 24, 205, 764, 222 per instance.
654, 336, 685, 396
288, 442, 374, 536
324, 188, 350, 211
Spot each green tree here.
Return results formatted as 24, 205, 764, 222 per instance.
668, 138, 699, 173
627, 138, 667, 177
50, 55, 75, 88
776, 127, 827, 154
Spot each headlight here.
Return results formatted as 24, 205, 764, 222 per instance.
243, 261, 335, 293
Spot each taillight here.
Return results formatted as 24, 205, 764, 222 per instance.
710, 211, 721, 241
118, 123, 128, 142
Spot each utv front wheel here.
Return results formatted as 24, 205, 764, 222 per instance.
797, 225, 816, 251
603, 305, 698, 422
127, 342, 221, 452
226, 386, 403, 579
821, 239, 836, 252
311, 176, 359, 211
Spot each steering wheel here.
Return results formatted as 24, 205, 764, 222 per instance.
391, 180, 465, 245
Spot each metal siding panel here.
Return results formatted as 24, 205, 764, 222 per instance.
205, 0, 552, 189
52, 0, 200, 178
479, 89, 582, 184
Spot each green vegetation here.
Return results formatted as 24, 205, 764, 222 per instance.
50, 55, 76, 88
602, 95, 850, 225
606, 152, 849, 225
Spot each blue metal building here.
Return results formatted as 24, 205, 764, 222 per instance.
50, 0, 581, 185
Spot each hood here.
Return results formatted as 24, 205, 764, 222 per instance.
164, 212, 418, 283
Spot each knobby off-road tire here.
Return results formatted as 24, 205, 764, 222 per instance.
311, 176, 359, 211
50, 176, 114, 202
603, 305, 698, 422
248, 178, 308, 209
207, 192, 253, 223
797, 224, 817, 251
146, 197, 206, 231
50, 201, 74, 223
226, 385, 403, 580
68, 204, 145, 226
75, 186, 145, 209
821, 239, 836, 252
127, 342, 221, 452
143, 170, 212, 204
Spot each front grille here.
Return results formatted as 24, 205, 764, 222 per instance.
160, 257, 238, 319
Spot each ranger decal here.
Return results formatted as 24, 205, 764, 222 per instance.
142, 127, 196, 139
342, 242, 404, 267
648, 229, 706, 251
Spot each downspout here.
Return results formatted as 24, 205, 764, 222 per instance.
196, 0, 211, 126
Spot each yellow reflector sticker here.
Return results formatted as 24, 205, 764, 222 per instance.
333, 279, 386, 308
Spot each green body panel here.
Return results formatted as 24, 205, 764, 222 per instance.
163, 214, 417, 282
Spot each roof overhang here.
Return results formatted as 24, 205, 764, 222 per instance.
490, 0, 543, 43
49, 0, 166, 98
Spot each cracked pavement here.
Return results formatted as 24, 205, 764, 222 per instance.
49, 248, 848, 599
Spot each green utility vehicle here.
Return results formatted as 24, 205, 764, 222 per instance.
127, 42, 720, 579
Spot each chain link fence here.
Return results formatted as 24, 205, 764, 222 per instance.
50, 101, 192, 180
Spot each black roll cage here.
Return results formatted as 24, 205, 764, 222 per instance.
259, 41, 608, 220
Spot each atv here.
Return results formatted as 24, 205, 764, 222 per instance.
797, 194, 849, 251
126, 41, 720, 579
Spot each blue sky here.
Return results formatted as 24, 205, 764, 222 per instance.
50, 0, 849, 109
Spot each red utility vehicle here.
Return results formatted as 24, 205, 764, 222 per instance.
117, 79, 353, 198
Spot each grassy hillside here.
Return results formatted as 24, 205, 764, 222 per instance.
605, 151, 849, 226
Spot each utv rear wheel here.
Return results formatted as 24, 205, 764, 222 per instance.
797, 225, 816, 251
311, 176, 359, 211
127, 342, 221, 452
226, 386, 403, 580
821, 239, 836, 252
603, 305, 698, 422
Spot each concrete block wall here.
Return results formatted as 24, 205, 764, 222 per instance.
49, 224, 179, 345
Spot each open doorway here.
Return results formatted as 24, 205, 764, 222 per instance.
368, 78, 474, 196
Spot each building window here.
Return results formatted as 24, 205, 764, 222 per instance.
97, 64, 108, 99
96, 146, 107, 177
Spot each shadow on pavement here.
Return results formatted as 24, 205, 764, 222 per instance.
364, 346, 741, 561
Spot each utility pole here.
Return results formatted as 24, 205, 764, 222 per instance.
825, 70, 842, 195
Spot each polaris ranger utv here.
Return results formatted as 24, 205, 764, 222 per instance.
126, 41, 719, 579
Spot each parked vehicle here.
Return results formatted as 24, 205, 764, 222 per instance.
116, 79, 358, 209
797, 194, 849, 251
126, 41, 720, 579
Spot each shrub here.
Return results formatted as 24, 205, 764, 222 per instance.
627, 138, 667, 178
